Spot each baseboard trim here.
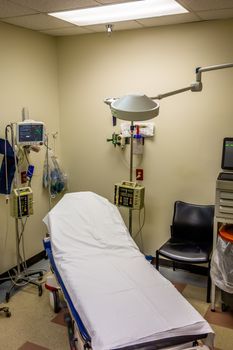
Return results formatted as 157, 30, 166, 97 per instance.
0, 250, 47, 284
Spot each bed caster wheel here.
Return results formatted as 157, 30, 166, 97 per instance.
38, 285, 43, 297
50, 290, 60, 313
5, 292, 10, 303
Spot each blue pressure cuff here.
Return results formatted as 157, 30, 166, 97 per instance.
0, 138, 16, 194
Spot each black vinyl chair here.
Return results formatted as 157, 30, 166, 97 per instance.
156, 201, 214, 303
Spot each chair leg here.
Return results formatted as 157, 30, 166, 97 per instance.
207, 261, 211, 303
155, 251, 159, 270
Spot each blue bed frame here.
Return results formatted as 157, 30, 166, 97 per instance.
43, 238, 91, 348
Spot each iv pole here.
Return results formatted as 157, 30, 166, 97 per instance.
105, 62, 233, 236
129, 120, 134, 235
3, 119, 43, 302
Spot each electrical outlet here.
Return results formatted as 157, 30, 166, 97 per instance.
21, 171, 27, 184
136, 168, 143, 181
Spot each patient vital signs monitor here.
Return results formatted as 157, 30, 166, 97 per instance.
16, 120, 45, 146
114, 181, 145, 209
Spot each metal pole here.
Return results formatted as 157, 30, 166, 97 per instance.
46, 134, 52, 211
129, 121, 134, 235
15, 218, 21, 275
211, 217, 217, 311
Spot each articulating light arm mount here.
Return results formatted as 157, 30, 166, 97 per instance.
150, 62, 233, 101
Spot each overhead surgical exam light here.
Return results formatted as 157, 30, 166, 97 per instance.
107, 94, 160, 121
104, 62, 233, 235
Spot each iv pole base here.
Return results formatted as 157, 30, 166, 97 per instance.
4, 217, 44, 303
5, 270, 43, 302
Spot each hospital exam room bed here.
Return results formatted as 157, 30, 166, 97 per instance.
43, 192, 214, 350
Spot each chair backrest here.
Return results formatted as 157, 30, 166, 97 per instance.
171, 201, 214, 243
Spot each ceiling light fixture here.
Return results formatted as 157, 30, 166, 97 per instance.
49, 0, 188, 26
106, 24, 113, 36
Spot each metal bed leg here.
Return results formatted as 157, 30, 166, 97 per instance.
211, 218, 218, 311
211, 281, 216, 312
206, 261, 211, 303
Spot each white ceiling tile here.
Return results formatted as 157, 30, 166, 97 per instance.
177, 0, 233, 12
10, 0, 100, 13
2, 13, 71, 30
0, 0, 37, 18
1, 0, 233, 36
197, 8, 233, 20
138, 12, 200, 27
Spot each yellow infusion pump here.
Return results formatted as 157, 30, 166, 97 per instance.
11, 187, 33, 218
114, 181, 145, 209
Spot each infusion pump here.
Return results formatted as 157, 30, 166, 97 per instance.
10, 187, 33, 218
114, 181, 145, 210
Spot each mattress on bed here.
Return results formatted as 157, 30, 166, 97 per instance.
43, 192, 214, 350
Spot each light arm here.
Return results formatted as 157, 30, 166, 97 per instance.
150, 85, 194, 100
150, 62, 233, 101
195, 62, 233, 82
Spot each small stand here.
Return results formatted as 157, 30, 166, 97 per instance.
211, 172, 233, 311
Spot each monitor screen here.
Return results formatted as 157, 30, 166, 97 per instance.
17, 122, 44, 145
221, 137, 233, 170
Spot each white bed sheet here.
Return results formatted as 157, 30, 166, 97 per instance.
43, 192, 214, 350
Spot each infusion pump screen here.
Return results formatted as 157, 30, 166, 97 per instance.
18, 124, 43, 143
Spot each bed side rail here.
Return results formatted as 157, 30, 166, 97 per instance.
43, 238, 91, 347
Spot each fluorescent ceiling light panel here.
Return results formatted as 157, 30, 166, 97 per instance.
49, 0, 188, 26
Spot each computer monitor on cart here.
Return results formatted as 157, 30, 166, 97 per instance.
221, 137, 233, 171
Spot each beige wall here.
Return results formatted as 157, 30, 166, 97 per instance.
1, 18, 233, 273
0, 22, 61, 273
57, 19, 233, 254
